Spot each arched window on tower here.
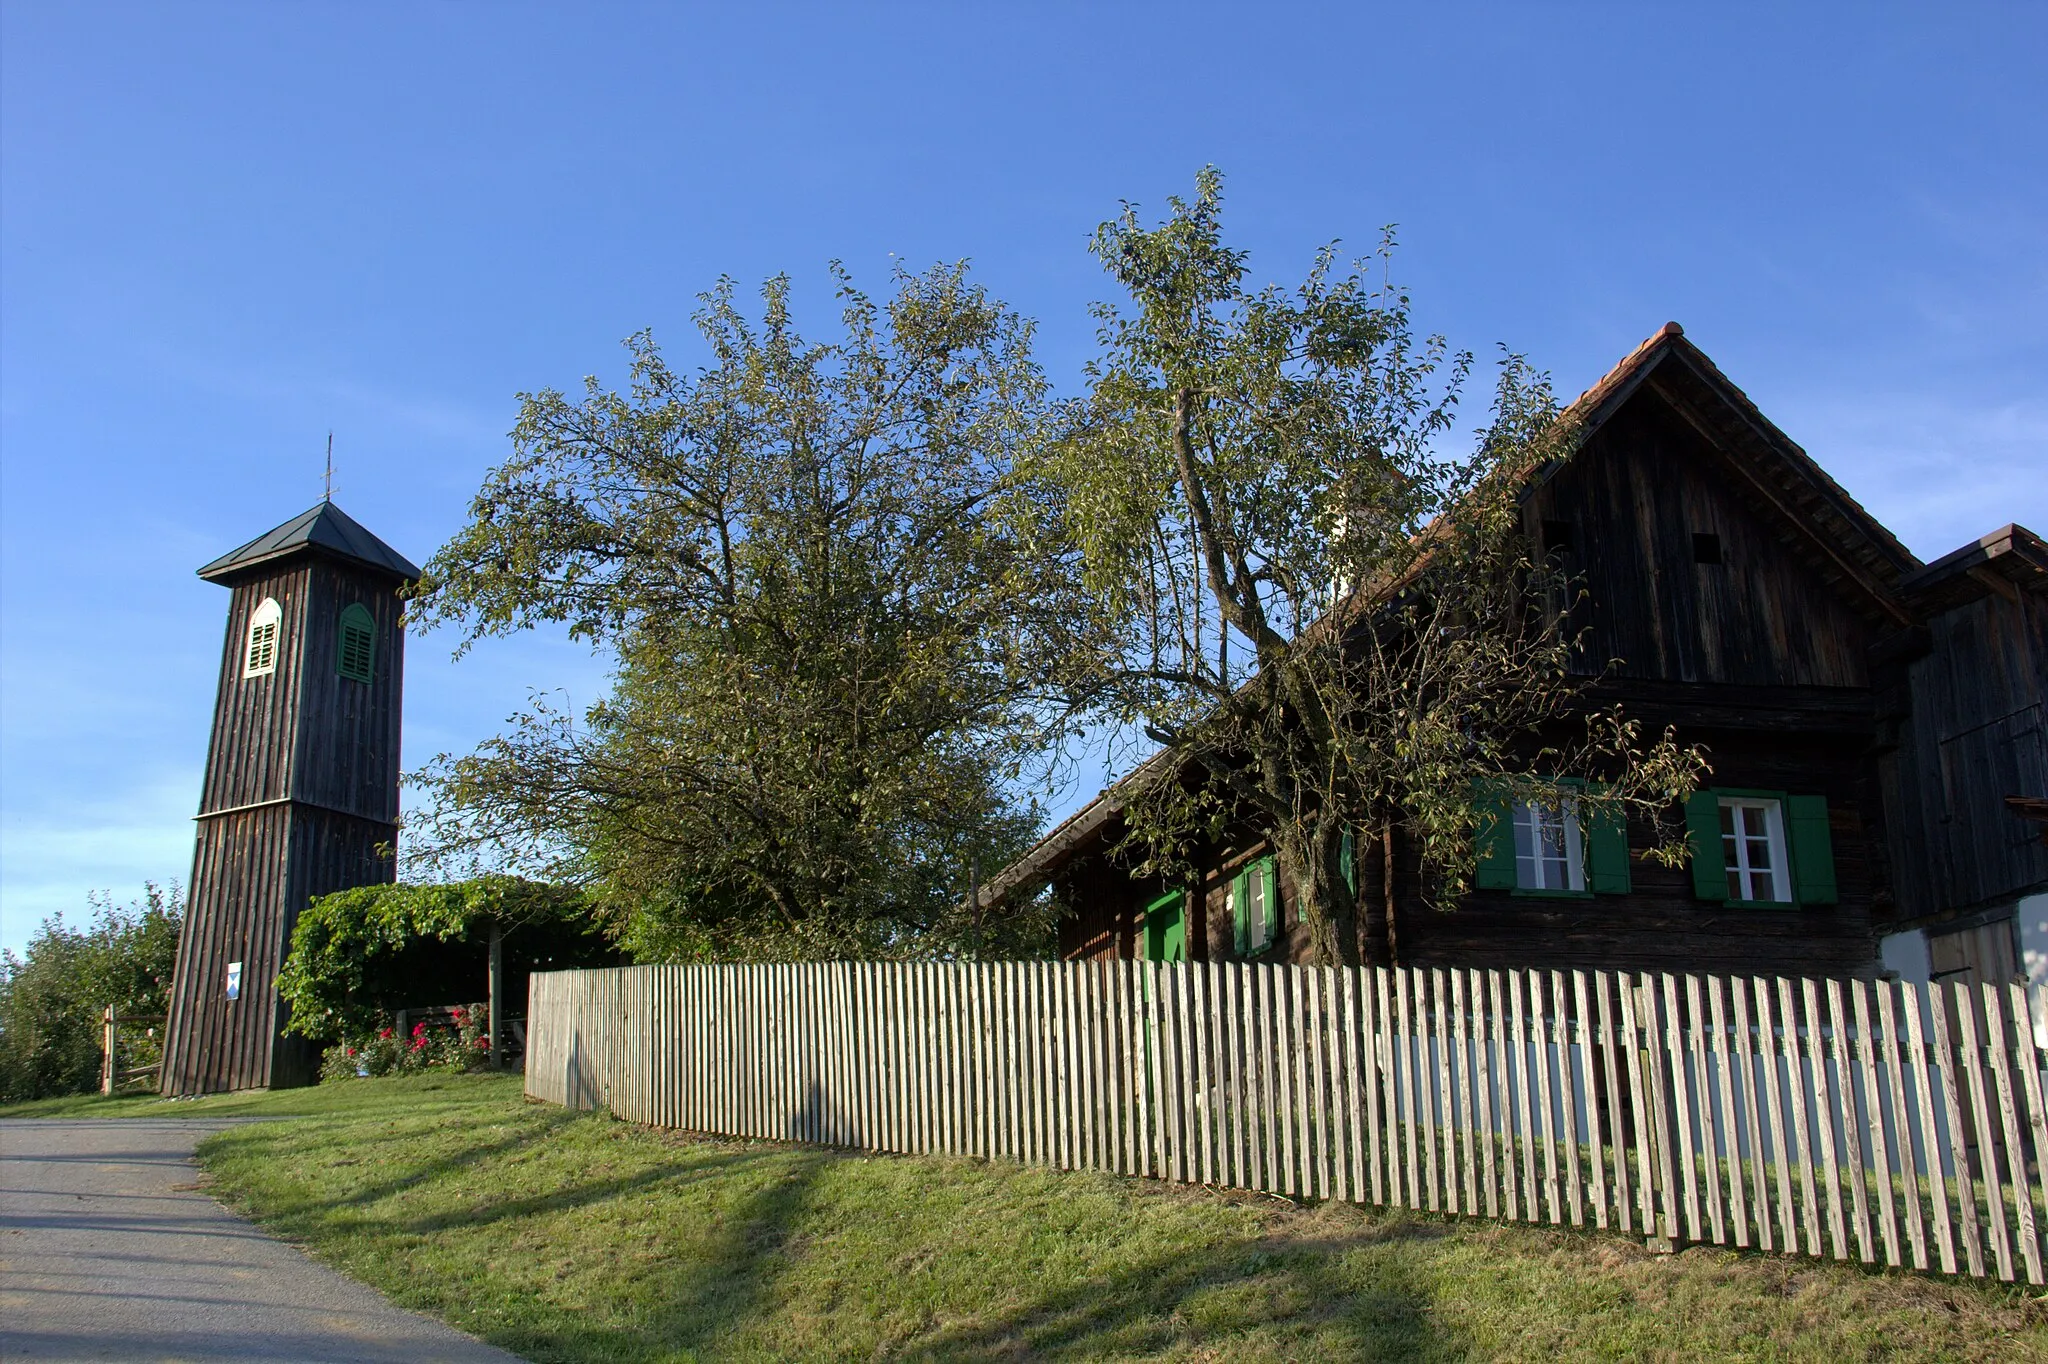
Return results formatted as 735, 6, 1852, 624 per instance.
242, 598, 282, 678
336, 603, 376, 683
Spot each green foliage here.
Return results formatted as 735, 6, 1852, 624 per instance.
0, 883, 182, 1102
409, 263, 1074, 961
1032, 170, 1704, 961
279, 877, 609, 1043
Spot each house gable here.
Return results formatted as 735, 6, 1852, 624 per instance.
1534, 382, 1881, 688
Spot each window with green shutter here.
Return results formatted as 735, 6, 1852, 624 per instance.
337, 603, 375, 683
1684, 788, 1837, 907
1478, 777, 1630, 897
1231, 856, 1278, 957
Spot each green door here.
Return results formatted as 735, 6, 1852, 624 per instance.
1143, 889, 1187, 962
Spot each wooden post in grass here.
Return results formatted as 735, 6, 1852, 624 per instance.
489, 921, 505, 1070
102, 1005, 116, 1095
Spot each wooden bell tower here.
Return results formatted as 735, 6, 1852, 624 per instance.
161, 502, 418, 1093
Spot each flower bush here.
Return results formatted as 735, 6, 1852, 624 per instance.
317, 1002, 490, 1082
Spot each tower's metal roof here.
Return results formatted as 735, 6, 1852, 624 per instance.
196, 501, 422, 584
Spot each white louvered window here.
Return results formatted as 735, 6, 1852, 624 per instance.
243, 598, 282, 678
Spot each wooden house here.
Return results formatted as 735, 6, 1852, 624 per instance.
981, 324, 2043, 983
160, 501, 418, 1093
1872, 524, 2048, 998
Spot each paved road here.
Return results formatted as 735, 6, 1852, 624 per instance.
0, 1118, 525, 1363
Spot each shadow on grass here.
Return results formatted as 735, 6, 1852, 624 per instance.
474, 1082, 855, 1362
206, 1103, 584, 1216
895, 1215, 1466, 1362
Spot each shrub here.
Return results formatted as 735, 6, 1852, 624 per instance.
0, 884, 182, 1102
316, 1002, 490, 1082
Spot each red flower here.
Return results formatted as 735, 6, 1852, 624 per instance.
378, 1027, 393, 1040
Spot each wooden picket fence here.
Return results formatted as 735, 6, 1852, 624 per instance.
526, 961, 2048, 1283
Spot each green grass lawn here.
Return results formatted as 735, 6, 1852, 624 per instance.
8, 1074, 2044, 1361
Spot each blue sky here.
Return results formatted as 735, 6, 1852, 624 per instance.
3, 2, 2043, 955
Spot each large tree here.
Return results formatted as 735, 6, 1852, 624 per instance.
1032, 171, 1704, 964
411, 264, 1072, 960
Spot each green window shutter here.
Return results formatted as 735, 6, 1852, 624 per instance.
336, 603, 376, 683
1339, 826, 1356, 897
1473, 785, 1516, 890
1786, 795, 1838, 905
1685, 790, 1728, 901
1586, 800, 1632, 895
1231, 866, 1250, 956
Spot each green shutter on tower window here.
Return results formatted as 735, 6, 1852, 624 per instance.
1260, 857, 1279, 937
1685, 790, 1728, 901
1585, 797, 1633, 895
1339, 826, 1356, 897
1786, 795, 1838, 905
336, 603, 375, 683
1473, 784, 1516, 890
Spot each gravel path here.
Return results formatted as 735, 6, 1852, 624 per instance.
0, 1118, 524, 1363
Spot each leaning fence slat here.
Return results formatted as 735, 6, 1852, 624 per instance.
1683, 975, 1723, 1247
1494, 969, 1522, 1222
1774, 978, 1819, 1257
1374, 967, 1396, 1208
1512, 970, 1540, 1221
1852, 981, 1901, 1267
1343, 968, 1367, 1204
1877, 981, 1927, 1269
1928, 982, 1986, 1277
1702, 975, 1743, 1247
1822, 979, 1872, 1263
1421, 969, 1445, 1214
1659, 974, 1698, 1242
1570, 971, 1604, 1230
1955, 984, 2015, 1281
1472, 970, 1497, 1220
1542, 971, 1574, 1228
2009, 983, 2048, 1269
1904, 981, 1958, 1274
1731, 977, 1770, 1252
1443, 969, 1466, 1216
1982, 985, 2041, 1285
1596, 972, 1630, 1234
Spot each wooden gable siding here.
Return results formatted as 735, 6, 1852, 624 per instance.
1880, 587, 2048, 922
200, 564, 312, 813
1530, 393, 1875, 689
291, 561, 406, 822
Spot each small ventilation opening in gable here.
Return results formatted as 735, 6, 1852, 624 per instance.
1693, 532, 1723, 565
1541, 519, 1574, 556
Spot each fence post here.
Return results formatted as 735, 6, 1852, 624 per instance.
101, 1004, 116, 1095
489, 922, 504, 1070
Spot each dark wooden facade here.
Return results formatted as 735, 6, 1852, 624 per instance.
161, 503, 416, 1094
991, 324, 2029, 982
1875, 525, 2048, 935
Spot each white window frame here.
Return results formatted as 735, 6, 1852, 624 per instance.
243, 597, 282, 678
1512, 794, 1585, 892
1719, 797, 1790, 903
